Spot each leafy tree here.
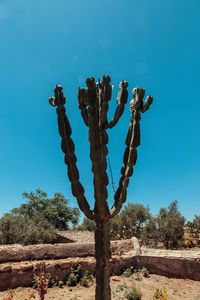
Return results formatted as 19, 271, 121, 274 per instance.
187, 215, 200, 246
77, 217, 96, 231
109, 203, 152, 240
11, 189, 80, 230
0, 214, 25, 244
79, 203, 153, 241
140, 216, 159, 247
157, 200, 185, 249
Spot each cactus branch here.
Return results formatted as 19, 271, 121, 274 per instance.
108, 80, 128, 129
78, 87, 89, 126
110, 88, 153, 217
49, 85, 94, 220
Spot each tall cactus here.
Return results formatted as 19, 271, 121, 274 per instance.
49, 75, 153, 300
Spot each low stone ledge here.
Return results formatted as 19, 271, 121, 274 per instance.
0, 239, 134, 263
0, 251, 200, 291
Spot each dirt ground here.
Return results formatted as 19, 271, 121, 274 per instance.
1, 273, 200, 300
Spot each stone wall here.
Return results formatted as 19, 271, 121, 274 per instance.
0, 240, 200, 291
0, 239, 134, 263
1, 251, 200, 291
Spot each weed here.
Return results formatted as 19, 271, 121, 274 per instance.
133, 273, 142, 281
49, 276, 64, 288
33, 264, 50, 300
4, 289, 15, 300
153, 286, 168, 300
112, 283, 142, 300
123, 284, 142, 300
141, 267, 150, 278
66, 263, 94, 287
122, 266, 135, 277
66, 272, 78, 287
24, 291, 36, 299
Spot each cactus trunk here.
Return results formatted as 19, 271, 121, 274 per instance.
95, 220, 111, 300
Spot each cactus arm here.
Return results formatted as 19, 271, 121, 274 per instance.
97, 75, 112, 127
86, 77, 110, 220
108, 80, 128, 129
49, 85, 95, 220
142, 95, 153, 113
110, 88, 153, 217
78, 87, 89, 126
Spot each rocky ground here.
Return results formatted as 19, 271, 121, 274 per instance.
0, 273, 200, 300
56, 230, 94, 243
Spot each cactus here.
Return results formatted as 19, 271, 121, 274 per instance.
49, 75, 153, 300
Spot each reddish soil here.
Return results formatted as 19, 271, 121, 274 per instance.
0, 273, 200, 300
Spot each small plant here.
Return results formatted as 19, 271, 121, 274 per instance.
66, 272, 78, 287
141, 267, 150, 278
80, 271, 94, 287
4, 289, 15, 300
24, 291, 36, 299
49, 276, 64, 288
122, 266, 135, 277
112, 284, 127, 300
66, 263, 94, 287
153, 286, 168, 300
112, 283, 142, 300
133, 273, 142, 281
123, 284, 142, 300
33, 264, 50, 300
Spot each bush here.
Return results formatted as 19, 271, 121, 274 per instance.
0, 212, 57, 245
124, 285, 142, 300
77, 218, 96, 231
79, 203, 153, 242
109, 203, 152, 240
186, 215, 200, 245
66, 263, 93, 287
122, 266, 135, 277
49, 276, 64, 288
0, 189, 80, 245
157, 201, 185, 249
113, 283, 142, 300
141, 267, 150, 278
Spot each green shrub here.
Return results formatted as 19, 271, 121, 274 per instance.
0, 213, 57, 245
112, 283, 142, 300
141, 267, 150, 278
49, 276, 64, 288
66, 272, 78, 287
123, 284, 142, 300
66, 263, 93, 287
11, 189, 80, 230
157, 201, 185, 249
122, 266, 135, 277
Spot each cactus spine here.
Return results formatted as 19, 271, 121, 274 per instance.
49, 75, 153, 300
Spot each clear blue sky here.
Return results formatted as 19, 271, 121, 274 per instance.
0, 0, 200, 222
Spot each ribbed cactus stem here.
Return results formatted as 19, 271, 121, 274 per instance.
49, 85, 94, 220
86, 76, 111, 220
108, 80, 128, 129
110, 88, 153, 217
49, 77, 153, 300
